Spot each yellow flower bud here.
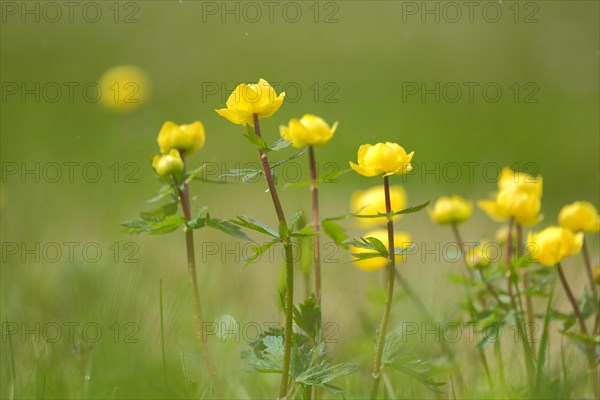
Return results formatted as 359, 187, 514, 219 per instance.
97, 65, 150, 113
349, 142, 414, 177
429, 195, 472, 225
494, 224, 518, 245
352, 229, 412, 272
279, 114, 338, 148
152, 150, 183, 177
350, 185, 407, 227
157, 121, 205, 155
478, 188, 542, 226
558, 201, 600, 233
215, 79, 285, 126
498, 167, 542, 196
527, 226, 583, 266
466, 245, 491, 269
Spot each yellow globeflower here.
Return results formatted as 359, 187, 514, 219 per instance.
466, 245, 491, 269
558, 201, 600, 233
152, 150, 183, 177
478, 188, 542, 226
279, 114, 338, 148
157, 121, 205, 155
350, 185, 407, 227
98, 65, 150, 113
215, 79, 285, 126
498, 167, 543, 196
352, 229, 412, 272
527, 226, 583, 266
429, 195, 472, 225
349, 142, 414, 177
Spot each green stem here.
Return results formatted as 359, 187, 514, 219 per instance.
556, 263, 598, 399
582, 238, 600, 335
308, 145, 322, 303
251, 114, 294, 399
159, 279, 168, 389
369, 175, 397, 400
517, 224, 536, 356
177, 154, 220, 394
504, 218, 534, 393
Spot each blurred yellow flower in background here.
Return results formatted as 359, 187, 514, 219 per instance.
349, 142, 414, 177
152, 150, 183, 177
350, 185, 407, 227
498, 167, 543, 196
98, 65, 150, 113
157, 121, 205, 155
478, 188, 542, 226
429, 195, 472, 225
351, 229, 412, 272
216, 79, 285, 126
466, 245, 491, 269
527, 226, 583, 266
558, 201, 600, 233
279, 114, 338, 147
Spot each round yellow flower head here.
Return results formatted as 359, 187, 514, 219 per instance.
157, 121, 205, 155
498, 167, 543, 196
527, 226, 583, 266
478, 188, 542, 226
429, 195, 472, 225
98, 65, 150, 113
466, 245, 491, 269
349, 142, 414, 177
152, 149, 183, 177
279, 114, 338, 148
558, 201, 600, 233
215, 79, 285, 126
352, 229, 412, 272
350, 185, 407, 227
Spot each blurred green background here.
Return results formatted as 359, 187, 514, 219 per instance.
1, 1, 599, 398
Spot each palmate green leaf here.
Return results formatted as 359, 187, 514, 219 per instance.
382, 332, 445, 394
206, 215, 252, 241
344, 237, 388, 256
271, 146, 309, 169
322, 219, 348, 248
284, 168, 352, 189
121, 214, 186, 235
269, 138, 292, 152
353, 201, 430, 219
243, 239, 279, 267
147, 184, 177, 204
295, 359, 357, 394
241, 335, 283, 374
234, 215, 280, 238
185, 206, 209, 229
244, 124, 269, 151
220, 168, 263, 183
139, 202, 179, 221
292, 295, 321, 341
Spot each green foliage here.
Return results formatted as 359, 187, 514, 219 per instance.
353, 201, 430, 219
292, 295, 321, 341
381, 332, 445, 394
242, 334, 356, 397
242, 239, 279, 267
233, 215, 280, 238
244, 124, 269, 151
